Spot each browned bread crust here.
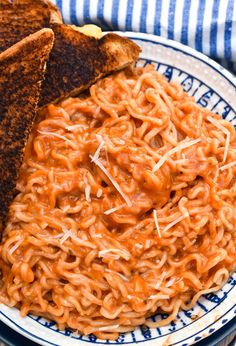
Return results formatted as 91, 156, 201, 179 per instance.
99, 33, 142, 73
0, 0, 61, 53
0, 28, 54, 237
39, 24, 141, 106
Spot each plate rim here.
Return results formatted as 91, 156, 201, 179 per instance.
0, 31, 236, 346
114, 31, 236, 89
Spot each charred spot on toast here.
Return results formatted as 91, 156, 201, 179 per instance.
39, 23, 107, 107
39, 25, 141, 107
0, 29, 54, 238
0, 0, 61, 53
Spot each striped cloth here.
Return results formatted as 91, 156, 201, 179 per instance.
54, 0, 236, 73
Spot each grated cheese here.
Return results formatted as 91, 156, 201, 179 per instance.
104, 204, 125, 215
95, 134, 103, 141
97, 134, 110, 164
59, 230, 96, 248
91, 140, 105, 162
219, 160, 236, 171
53, 232, 65, 239
98, 248, 131, 261
105, 269, 128, 281
59, 230, 72, 244
9, 239, 23, 255
166, 277, 182, 287
37, 130, 77, 149
65, 124, 88, 131
155, 271, 167, 289
162, 213, 188, 233
97, 188, 103, 198
84, 176, 91, 202
90, 156, 132, 207
153, 209, 161, 238
98, 325, 120, 332
152, 138, 201, 172
174, 159, 189, 165
85, 185, 91, 202
93, 233, 102, 238
207, 115, 230, 163
134, 243, 143, 250
149, 294, 169, 300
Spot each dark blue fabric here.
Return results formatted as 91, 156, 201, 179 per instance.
181, 0, 191, 45
167, 0, 177, 40
70, 0, 78, 25
154, 0, 162, 36
195, 0, 206, 53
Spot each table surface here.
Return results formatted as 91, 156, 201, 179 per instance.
218, 334, 236, 346
0, 336, 235, 345
0, 320, 235, 346
1, 338, 234, 345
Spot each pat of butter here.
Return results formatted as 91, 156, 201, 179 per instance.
71, 24, 103, 39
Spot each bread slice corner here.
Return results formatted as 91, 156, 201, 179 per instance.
39, 23, 141, 106
0, 28, 54, 237
0, 0, 61, 53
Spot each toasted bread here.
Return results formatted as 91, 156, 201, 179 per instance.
0, 28, 54, 237
0, 0, 61, 53
39, 24, 141, 107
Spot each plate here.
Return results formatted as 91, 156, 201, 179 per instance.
0, 32, 236, 346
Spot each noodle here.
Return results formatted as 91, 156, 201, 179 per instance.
0, 65, 236, 340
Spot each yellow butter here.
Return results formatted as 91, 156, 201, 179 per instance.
70, 24, 102, 39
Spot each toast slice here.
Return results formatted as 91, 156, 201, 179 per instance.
0, 0, 61, 53
39, 24, 141, 107
0, 28, 54, 237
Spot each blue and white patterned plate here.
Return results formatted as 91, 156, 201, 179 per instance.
0, 32, 236, 346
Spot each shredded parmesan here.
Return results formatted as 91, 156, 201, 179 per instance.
152, 138, 201, 172
95, 134, 103, 141
53, 232, 65, 239
85, 185, 91, 202
219, 160, 236, 171
97, 188, 103, 198
93, 233, 102, 238
89, 156, 132, 207
153, 209, 161, 238
207, 115, 230, 163
65, 124, 88, 131
98, 325, 120, 332
155, 271, 167, 289
166, 277, 182, 287
134, 243, 143, 250
90, 140, 105, 162
149, 294, 169, 300
59, 230, 72, 244
174, 159, 189, 165
105, 269, 128, 281
104, 204, 125, 215
9, 239, 23, 255
163, 213, 188, 233
37, 130, 77, 149
84, 176, 91, 202
59, 230, 96, 248
97, 134, 110, 163
98, 248, 131, 261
